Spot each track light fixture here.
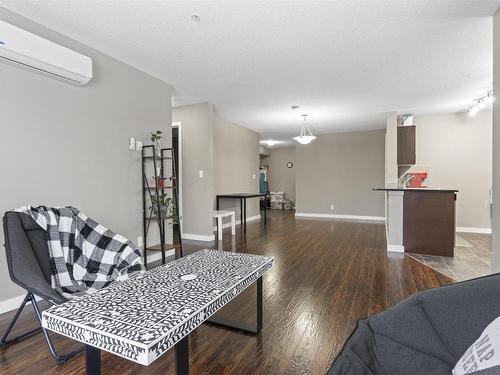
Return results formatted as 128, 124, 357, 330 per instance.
467, 90, 494, 116
486, 90, 495, 104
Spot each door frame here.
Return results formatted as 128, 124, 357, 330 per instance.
172, 121, 183, 232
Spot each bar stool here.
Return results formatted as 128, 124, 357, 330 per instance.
214, 210, 236, 241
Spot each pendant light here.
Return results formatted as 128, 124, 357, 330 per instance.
293, 114, 316, 145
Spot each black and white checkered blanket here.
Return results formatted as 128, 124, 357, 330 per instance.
16, 206, 145, 298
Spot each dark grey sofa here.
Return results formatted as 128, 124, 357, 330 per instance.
328, 273, 500, 375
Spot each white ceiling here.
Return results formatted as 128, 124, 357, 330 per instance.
1, 1, 499, 147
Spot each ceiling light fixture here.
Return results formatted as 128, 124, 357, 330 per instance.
260, 139, 280, 147
293, 114, 316, 145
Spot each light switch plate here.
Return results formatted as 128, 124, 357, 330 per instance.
199, 170, 204, 178
129, 137, 136, 150
252, 174, 256, 179
136, 140, 143, 151
137, 236, 143, 247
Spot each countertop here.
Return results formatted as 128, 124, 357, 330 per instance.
373, 187, 459, 192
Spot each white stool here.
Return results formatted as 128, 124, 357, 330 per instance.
214, 210, 236, 241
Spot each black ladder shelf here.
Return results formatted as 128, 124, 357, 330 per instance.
142, 145, 183, 268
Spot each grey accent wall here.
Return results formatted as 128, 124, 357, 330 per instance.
267, 147, 296, 202
0, 8, 172, 302
295, 130, 385, 217
214, 112, 260, 220
172, 103, 214, 237
413, 111, 492, 230
385, 112, 398, 184
493, 7, 500, 272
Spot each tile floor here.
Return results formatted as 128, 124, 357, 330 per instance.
407, 232, 491, 281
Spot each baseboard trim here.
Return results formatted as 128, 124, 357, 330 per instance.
0, 293, 42, 315
212, 214, 262, 231
456, 227, 492, 234
387, 244, 405, 253
295, 213, 385, 222
182, 233, 216, 242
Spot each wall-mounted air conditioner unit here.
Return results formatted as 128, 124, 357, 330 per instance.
0, 20, 92, 86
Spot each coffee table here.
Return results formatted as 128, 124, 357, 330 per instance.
41, 249, 274, 375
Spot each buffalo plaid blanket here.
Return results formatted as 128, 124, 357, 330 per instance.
16, 206, 145, 298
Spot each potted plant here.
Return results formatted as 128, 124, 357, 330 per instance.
150, 130, 162, 155
150, 193, 178, 225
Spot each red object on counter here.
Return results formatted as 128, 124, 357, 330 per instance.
408, 172, 427, 188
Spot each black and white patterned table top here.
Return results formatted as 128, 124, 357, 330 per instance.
41, 249, 274, 365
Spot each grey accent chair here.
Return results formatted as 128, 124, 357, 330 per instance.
1, 211, 82, 363
328, 272, 500, 375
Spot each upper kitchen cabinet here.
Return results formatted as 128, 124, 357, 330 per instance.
397, 125, 416, 165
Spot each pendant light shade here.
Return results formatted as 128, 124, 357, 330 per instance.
293, 114, 316, 145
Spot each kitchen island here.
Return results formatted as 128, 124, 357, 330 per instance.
374, 187, 458, 256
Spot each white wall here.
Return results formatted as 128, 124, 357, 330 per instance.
172, 102, 215, 239
214, 112, 260, 220
413, 111, 492, 230
0, 8, 172, 304
385, 112, 398, 184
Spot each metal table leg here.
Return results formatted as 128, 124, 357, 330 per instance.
84, 340, 189, 375
243, 198, 247, 233
175, 335, 189, 375
85, 345, 101, 375
264, 196, 267, 226
256, 276, 263, 332
206, 276, 263, 334
240, 198, 243, 233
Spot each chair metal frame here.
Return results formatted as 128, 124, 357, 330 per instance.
1, 212, 82, 364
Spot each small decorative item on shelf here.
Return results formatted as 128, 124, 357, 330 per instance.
150, 193, 178, 225
150, 130, 162, 156
153, 176, 164, 189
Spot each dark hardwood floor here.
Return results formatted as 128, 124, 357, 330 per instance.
0, 210, 453, 375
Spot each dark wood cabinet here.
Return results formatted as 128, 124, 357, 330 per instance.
397, 126, 416, 165
403, 190, 456, 256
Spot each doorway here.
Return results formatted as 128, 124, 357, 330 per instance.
172, 121, 183, 235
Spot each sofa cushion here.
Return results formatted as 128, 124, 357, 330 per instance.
372, 332, 452, 375
328, 319, 453, 375
472, 365, 500, 375
369, 295, 456, 366
418, 275, 500, 360
327, 273, 500, 375
327, 321, 385, 375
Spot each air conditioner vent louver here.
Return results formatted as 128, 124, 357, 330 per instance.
0, 20, 92, 86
